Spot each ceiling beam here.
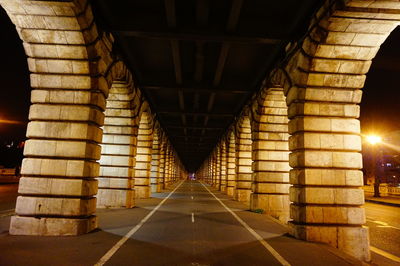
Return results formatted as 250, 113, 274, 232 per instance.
141, 85, 249, 94
203, 0, 244, 142
117, 30, 282, 44
193, 0, 210, 130
167, 125, 223, 130
165, 0, 187, 141
158, 111, 233, 117
173, 135, 216, 139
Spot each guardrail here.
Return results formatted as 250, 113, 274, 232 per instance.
0, 168, 15, 176
363, 184, 400, 196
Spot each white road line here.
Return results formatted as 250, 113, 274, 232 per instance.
191, 213, 195, 223
200, 182, 291, 266
370, 246, 400, 263
94, 181, 184, 266
367, 219, 400, 230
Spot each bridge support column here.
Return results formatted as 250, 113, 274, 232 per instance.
97, 82, 137, 208
4, 0, 102, 235
226, 133, 236, 197
151, 133, 160, 193
165, 147, 172, 187
158, 138, 166, 190
220, 142, 227, 192
251, 87, 290, 222
134, 112, 153, 198
214, 148, 221, 190
235, 115, 252, 203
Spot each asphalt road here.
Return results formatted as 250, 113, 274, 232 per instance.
0, 183, 17, 212
0, 181, 398, 265
365, 202, 400, 264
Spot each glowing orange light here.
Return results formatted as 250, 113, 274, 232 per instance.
0, 119, 25, 125
366, 135, 382, 145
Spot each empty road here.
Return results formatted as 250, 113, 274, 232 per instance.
0, 181, 398, 265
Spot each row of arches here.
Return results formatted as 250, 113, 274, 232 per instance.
197, 0, 400, 261
2, 0, 400, 262
1, 1, 185, 237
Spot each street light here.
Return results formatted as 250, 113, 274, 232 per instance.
365, 134, 383, 197
366, 135, 382, 145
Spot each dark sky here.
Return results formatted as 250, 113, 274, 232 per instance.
0, 7, 400, 142
0, 7, 30, 141
360, 27, 400, 136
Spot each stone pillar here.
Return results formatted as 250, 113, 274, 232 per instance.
211, 156, 216, 186
251, 87, 290, 222
207, 158, 213, 184
158, 139, 166, 189
151, 133, 160, 193
97, 82, 137, 208
165, 146, 171, 187
226, 132, 236, 197
214, 149, 221, 190
3, 0, 102, 235
282, 2, 399, 260
220, 142, 227, 193
134, 112, 153, 198
235, 115, 253, 203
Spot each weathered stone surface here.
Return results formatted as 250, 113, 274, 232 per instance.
15, 196, 96, 216
19, 177, 98, 196
10, 216, 97, 236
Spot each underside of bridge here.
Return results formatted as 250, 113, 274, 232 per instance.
2, 0, 400, 263
91, 0, 322, 171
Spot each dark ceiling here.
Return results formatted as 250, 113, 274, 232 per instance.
91, 0, 323, 171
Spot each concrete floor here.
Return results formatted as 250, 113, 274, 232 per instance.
0, 181, 396, 265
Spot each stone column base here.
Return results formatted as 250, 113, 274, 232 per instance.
235, 189, 251, 203
226, 187, 235, 197
97, 189, 135, 208
10, 215, 97, 236
135, 186, 151, 199
288, 222, 371, 262
250, 193, 290, 223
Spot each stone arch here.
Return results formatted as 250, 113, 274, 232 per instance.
97, 77, 138, 208
280, 0, 400, 260
158, 134, 167, 189
0, 0, 108, 236
235, 111, 253, 203
134, 105, 154, 199
226, 130, 237, 197
250, 86, 290, 222
150, 126, 162, 193
213, 144, 222, 190
219, 140, 228, 193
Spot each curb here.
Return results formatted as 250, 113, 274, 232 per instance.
365, 199, 400, 207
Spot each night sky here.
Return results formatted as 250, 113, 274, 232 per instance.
0, 7, 399, 143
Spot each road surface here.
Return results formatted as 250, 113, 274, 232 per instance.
0, 181, 398, 265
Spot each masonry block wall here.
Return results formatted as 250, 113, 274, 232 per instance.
1, 0, 104, 236
133, 111, 153, 199
151, 131, 161, 193
158, 139, 166, 189
220, 142, 227, 193
98, 82, 138, 208
280, 0, 399, 261
226, 132, 236, 197
235, 115, 253, 203
250, 87, 290, 222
